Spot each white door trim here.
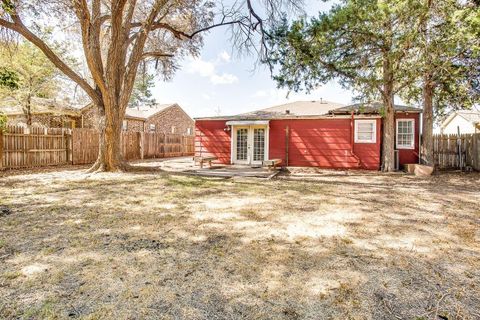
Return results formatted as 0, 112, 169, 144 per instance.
232, 126, 249, 165
231, 125, 269, 165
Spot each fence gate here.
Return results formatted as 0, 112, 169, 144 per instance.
433, 133, 480, 170
72, 129, 99, 165
121, 131, 140, 160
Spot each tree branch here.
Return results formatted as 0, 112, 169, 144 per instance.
0, 14, 100, 104
141, 51, 174, 59
72, 0, 108, 98
121, 0, 168, 110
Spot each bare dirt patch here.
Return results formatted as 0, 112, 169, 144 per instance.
0, 169, 479, 319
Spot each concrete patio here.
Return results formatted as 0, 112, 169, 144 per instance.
131, 157, 278, 178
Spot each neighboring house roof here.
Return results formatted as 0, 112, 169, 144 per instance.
195, 100, 420, 121
0, 97, 81, 117
330, 102, 422, 115
79, 102, 193, 122
125, 103, 176, 120
440, 110, 480, 130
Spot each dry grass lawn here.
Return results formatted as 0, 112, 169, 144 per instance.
0, 168, 479, 319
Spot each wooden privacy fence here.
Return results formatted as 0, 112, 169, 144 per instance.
433, 133, 480, 170
1, 125, 195, 169
1, 125, 70, 169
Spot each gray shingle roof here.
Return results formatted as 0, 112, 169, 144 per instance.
195, 100, 346, 120
1, 97, 81, 116
195, 100, 421, 120
125, 103, 176, 119
330, 102, 422, 115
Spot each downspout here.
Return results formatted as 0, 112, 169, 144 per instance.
285, 125, 289, 166
350, 111, 362, 168
418, 112, 422, 164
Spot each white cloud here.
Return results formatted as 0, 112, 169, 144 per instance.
202, 93, 212, 100
187, 58, 215, 78
185, 53, 237, 85
252, 90, 269, 98
218, 50, 231, 63
211, 73, 238, 85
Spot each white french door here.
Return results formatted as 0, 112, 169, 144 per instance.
232, 125, 268, 165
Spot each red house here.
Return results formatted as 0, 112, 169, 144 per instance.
195, 101, 421, 170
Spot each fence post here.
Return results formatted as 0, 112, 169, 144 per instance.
181, 135, 184, 156
474, 133, 479, 171
65, 129, 72, 164
139, 131, 144, 160
0, 130, 3, 170
163, 132, 166, 158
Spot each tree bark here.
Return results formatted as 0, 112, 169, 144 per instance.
25, 94, 32, 126
420, 0, 434, 167
88, 103, 127, 172
381, 92, 396, 172
381, 50, 396, 172
422, 74, 434, 166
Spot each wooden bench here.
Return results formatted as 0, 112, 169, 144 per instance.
194, 156, 218, 168
263, 159, 282, 171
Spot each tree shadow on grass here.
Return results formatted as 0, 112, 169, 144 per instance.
0, 171, 479, 319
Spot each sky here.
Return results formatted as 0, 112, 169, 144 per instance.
152, 0, 353, 118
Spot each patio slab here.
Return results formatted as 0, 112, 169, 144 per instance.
131, 157, 278, 178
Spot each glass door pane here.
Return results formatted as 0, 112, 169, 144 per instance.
236, 128, 248, 161
253, 128, 265, 161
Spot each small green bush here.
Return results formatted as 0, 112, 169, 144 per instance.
0, 111, 7, 133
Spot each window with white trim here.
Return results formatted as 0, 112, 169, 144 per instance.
171, 126, 176, 134
186, 127, 192, 135
122, 120, 128, 131
149, 124, 156, 132
396, 119, 414, 149
354, 120, 376, 143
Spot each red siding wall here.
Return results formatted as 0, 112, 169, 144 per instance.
395, 113, 420, 166
195, 114, 418, 170
195, 120, 230, 164
269, 119, 381, 170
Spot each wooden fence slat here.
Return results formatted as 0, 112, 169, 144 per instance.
2, 125, 195, 170
433, 133, 480, 170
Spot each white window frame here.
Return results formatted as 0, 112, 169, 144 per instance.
171, 126, 176, 134
122, 120, 128, 131
149, 124, 156, 132
354, 119, 376, 143
396, 119, 415, 149
186, 127, 192, 135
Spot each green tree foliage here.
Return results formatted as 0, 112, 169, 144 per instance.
0, 110, 7, 132
0, 42, 60, 125
130, 64, 156, 108
399, 0, 479, 165
267, 0, 418, 171
400, 0, 479, 114
0, 66, 18, 89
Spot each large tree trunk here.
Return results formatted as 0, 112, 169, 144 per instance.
88, 103, 127, 172
24, 94, 32, 126
421, 75, 434, 166
381, 92, 396, 172
420, 0, 434, 167
381, 50, 396, 172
